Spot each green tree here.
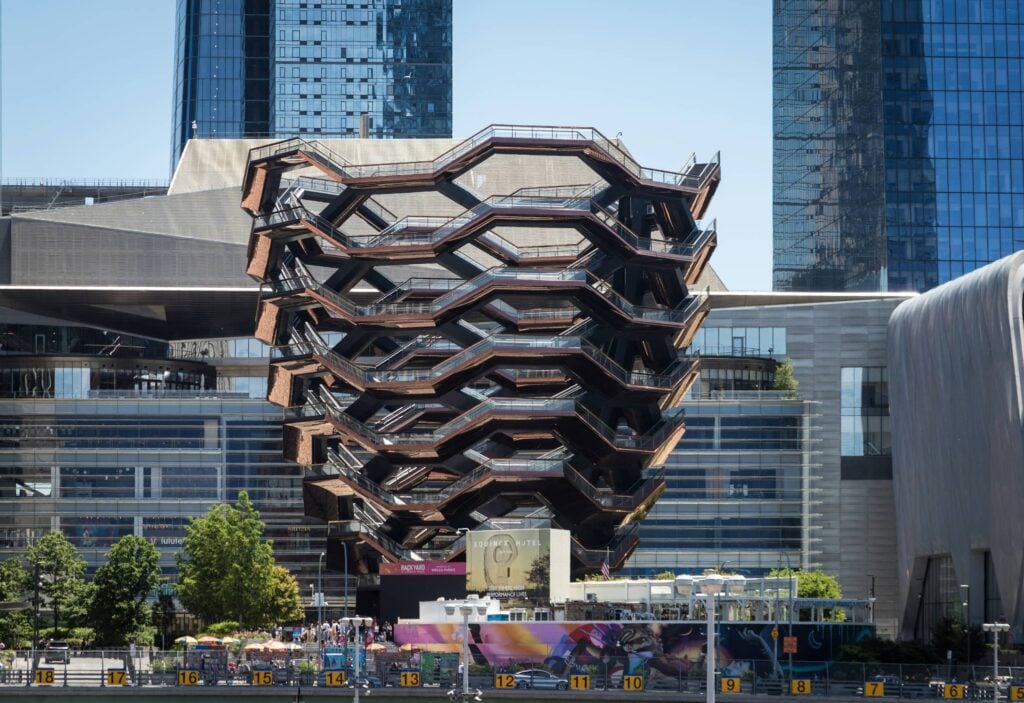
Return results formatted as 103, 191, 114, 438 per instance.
87, 536, 162, 645
773, 358, 800, 398
177, 492, 301, 628
838, 636, 940, 664
0, 558, 32, 647
262, 566, 304, 624
151, 589, 177, 648
769, 567, 844, 621
25, 531, 86, 638
931, 616, 985, 664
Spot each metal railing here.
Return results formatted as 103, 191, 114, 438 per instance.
3, 650, 1018, 695
246, 124, 720, 195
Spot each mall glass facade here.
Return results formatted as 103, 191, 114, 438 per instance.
0, 325, 333, 598
773, 0, 1024, 292
172, 0, 452, 166
623, 391, 817, 577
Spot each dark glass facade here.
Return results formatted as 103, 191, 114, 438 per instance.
774, 0, 1024, 292
172, 0, 452, 167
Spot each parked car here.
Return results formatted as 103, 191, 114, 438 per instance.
44, 641, 70, 664
514, 669, 568, 690
352, 673, 384, 688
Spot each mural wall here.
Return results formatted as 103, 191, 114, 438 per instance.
395, 621, 874, 680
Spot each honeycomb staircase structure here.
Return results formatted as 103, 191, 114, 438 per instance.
241, 124, 720, 576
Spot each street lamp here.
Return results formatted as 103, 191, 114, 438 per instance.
699, 575, 725, 703
317, 551, 326, 629
983, 623, 1010, 703
867, 574, 876, 624
341, 616, 372, 703
341, 541, 349, 619
444, 598, 488, 700
960, 584, 971, 671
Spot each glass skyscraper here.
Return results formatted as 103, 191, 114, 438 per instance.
774, 0, 1024, 292
171, 0, 452, 168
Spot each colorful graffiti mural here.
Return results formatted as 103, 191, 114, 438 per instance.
395, 621, 874, 681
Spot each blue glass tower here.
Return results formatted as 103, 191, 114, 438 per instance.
171, 0, 452, 169
774, 0, 1024, 292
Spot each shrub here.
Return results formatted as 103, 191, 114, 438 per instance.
204, 621, 241, 637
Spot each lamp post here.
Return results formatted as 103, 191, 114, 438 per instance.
342, 541, 349, 619
867, 574, 876, 624
960, 584, 971, 672
317, 551, 326, 629
341, 616, 371, 703
778, 552, 795, 682
699, 575, 725, 703
444, 599, 488, 700
983, 623, 1009, 703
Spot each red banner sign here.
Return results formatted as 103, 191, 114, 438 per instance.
379, 561, 467, 576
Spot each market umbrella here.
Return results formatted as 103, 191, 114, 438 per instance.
265, 640, 288, 651
398, 643, 419, 652
366, 643, 387, 652
174, 636, 198, 646
197, 636, 222, 645
221, 636, 240, 645
284, 642, 304, 652
244, 642, 269, 651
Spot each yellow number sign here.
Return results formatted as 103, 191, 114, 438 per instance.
252, 670, 274, 686
944, 683, 966, 699
34, 669, 55, 685
721, 677, 741, 693
400, 671, 421, 687
178, 669, 200, 686
865, 681, 885, 697
1010, 686, 1024, 701
107, 669, 127, 686
791, 679, 812, 695
571, 674, 591, 690
495, 673, 515, 689
325, 671, 348, 686
623, 675, 644, 691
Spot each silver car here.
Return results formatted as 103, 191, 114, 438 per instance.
513, 669, 568, 690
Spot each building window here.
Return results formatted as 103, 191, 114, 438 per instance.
841, 367, 891, 456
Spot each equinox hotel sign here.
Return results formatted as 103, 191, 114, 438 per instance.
465, 528, 571, 605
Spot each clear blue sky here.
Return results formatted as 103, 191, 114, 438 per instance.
0, 0, 773, 290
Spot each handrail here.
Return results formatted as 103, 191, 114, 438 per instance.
271, 259, 707, 329
297, 319, 695, 392
255, 193, 716, 268
247, 125, 720, 196
316, 384, 683, 452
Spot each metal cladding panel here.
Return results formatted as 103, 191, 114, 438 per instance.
888, 251, 1024, 638
11, 219, 252, 288
13, 187, 251, 245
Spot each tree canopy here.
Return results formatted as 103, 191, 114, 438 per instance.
177, 491, 301, 628
773, 358, 800, 397
769, 567, 844, 621
0, 558, 31, 647
87, 535, 162, 645
25, 531, 86, 638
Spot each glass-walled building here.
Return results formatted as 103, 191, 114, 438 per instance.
171, 0, 453, 168
773, 0, 1024, 292
0, 324, 337, 597
624, 390, 819, 577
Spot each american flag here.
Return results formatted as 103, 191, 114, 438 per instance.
601, 557, 610, 580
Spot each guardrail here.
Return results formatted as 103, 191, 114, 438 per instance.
1, 651, 1018, 696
